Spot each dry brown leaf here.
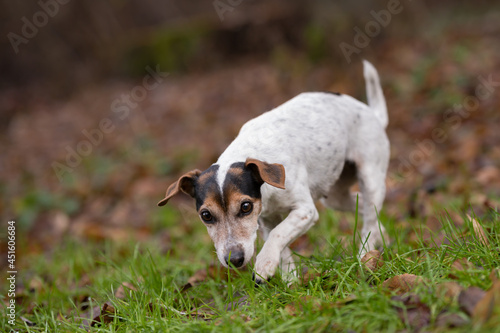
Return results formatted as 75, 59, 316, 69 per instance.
332, 294, 357, 308
458, 286, 486, 316
285, 296, 325, 316
489, 269, 499, 283
28, 276, 44, 292
98, 303, 116, 325
437, 281, 464, 301
181, 268, 209, 292
391, 294, 431, 330
181, 264, 241, 292
448, 258, 476, 280
78, 301, 116, 328
451, 258, 475, 271
472, 280, 500, 324
297, 267, 335, 286
382, 274, 425, 294
475, 166, 500, 186
361, 249, 384, 273
467, 214, 489, 247
435, 312, 468, 328
299, 270, 324, 285
115, 282, 137, 300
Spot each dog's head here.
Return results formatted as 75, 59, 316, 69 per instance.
158, 158, 285, 269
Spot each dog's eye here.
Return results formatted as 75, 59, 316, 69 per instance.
240, 202, 253, 214
200, 210, 213, 223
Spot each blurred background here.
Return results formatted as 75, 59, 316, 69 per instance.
1, 0, 499, 266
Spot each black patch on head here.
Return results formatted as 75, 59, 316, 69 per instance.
194, 165, 223, 211
223, 162, 262, 203
320, 91, 342, 96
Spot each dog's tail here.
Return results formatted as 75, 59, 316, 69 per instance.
363, 60, 388, 129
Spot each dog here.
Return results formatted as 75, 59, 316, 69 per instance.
158, 60, 389, 284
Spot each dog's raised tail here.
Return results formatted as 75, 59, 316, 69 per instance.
363, 60, 388, 129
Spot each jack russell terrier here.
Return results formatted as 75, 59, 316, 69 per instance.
158, 60, 389, 284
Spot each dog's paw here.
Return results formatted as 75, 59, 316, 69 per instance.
359, 224, 387, 256
253, 252, 280, 284
252, 272, 270, 287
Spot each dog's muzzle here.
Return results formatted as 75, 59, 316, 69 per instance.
224, 246, 245, 268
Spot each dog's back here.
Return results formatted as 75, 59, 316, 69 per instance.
217, 61, 388, 204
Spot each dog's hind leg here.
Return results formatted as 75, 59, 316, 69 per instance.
356, 160, 388, 255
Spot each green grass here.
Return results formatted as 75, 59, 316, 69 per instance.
2, 207, 499, 332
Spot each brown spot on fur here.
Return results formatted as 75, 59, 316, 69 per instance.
197, 167, 217, 187
227, 166, 244, 177
224, 185, 245, 209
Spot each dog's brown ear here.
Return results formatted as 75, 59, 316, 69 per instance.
245, 158, 285, 189
158, 169, 202, 206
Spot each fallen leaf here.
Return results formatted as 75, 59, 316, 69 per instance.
391, 294, 431, 330
490, 269, 499, 283
296, 266, 335, 286
285, 296, 325, 316
436, 281, 464, 301
28, 276, 44, 292
78, 305, 101, 328
472, 280, 500, 324
115, 282, 137, 300
475, 165, 500, 187
332, 294, 357, 308
98, 302, 116, 325
448, 258, 476, 279
451, 258, 475, 271
435, 312, 468, 328
181, 264, 242, 292
382, 274, 425, 294
468, 214, 489, 247
458, 286, 486, 316
181, 268, 209, 292
78, 301, 116, 328
361, 249, 384, 273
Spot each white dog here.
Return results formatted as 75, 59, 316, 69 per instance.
158, 60, 389, 284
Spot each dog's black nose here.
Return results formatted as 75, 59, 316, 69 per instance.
224, 250, 245, 268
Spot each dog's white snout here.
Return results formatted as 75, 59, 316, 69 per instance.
224, 245, 245, 268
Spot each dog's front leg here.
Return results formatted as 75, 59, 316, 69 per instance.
254, 204, 318, 284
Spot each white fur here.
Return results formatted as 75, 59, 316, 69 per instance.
213, 61, 389, 282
